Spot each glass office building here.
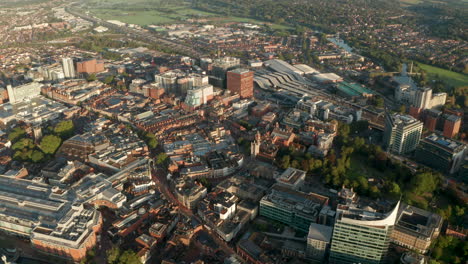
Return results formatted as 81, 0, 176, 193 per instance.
329, 202, 400, 264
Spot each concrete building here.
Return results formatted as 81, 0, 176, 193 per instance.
0, 175, 102, 262
6, 82, 42, 104
276, 167, 306, 191
62, 57, 76, 78
212, 57, 241, 79
414, 87, 432, 109
184, 84, 214, 107
384, 113, 423, 154
329, 202, 400, 264
391, 204, 443, 254
174, 178, 207, 209
227, 68, 254, 99
415, 134, 466, 174
260, 185, 329, 232
307, 223, 333, 262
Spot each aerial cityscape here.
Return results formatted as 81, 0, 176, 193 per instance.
0, 0, 466, 263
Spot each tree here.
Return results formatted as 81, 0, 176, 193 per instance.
155, 152, 168, 165
87, 73, 97, 82
398, 104, 406, 114
280, 155, 291, 169
31, 150, 45, 163
409, 172, 439, 195
12, 138, 34, 150
107, 246, 121, 264
39, 135, 62, 155
8, 127, 26, 142
104, 75, 115, 85
388, 182, 401, 198
143, 132, 158, 149
54, 120, 75, 139
117, 250, 141, 264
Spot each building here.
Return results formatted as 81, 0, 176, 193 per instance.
414, 87, 432, 109
62, 57, 76, 78
227, 69, 254, 99
329, 202, 400, 264
6, 82, 42, 104
0, 175, 102, 262
415, 134, 466, 174
384, 113, 423, 154
184, 84, 214, 107
174, 178, 207, 209
76, 59, 105, 74
276, 167, 306, 191
259, 185, 329, 232
307, 223, 333, 263
391, 204, 443, 254
212, 57, 241, 79
424, 109, 441, 132
443, 114, 461, 139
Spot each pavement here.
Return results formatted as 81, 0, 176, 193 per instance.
151, 167, 238, 257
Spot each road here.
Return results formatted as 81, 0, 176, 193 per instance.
151, 167, 238, 257
65, 6, 203, 58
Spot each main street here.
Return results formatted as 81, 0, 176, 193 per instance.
150, 167, 238, 257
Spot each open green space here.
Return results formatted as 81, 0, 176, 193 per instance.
398, 0, 422, 5
346, 155, 385, 180
84, 0, 289, 29
417, 62, 468, 88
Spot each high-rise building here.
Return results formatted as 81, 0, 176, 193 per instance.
329, 202, 400, 264
62, 57, 76, 78
76, 59, 105, 74
307, 223, 333, 263
6, 82, 42, 104
415, 134, 466, 174
259, 185, 329, 232
414, 87, 432, 109
443, 114, 461, 139
384, 113, 423, 154
227, 68, 254, 99
184, 84, 214, 107
424, 109, 441, 132
212, 57, 240, 79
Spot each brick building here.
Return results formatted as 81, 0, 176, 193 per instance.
76, 59, 105, 74
227, 69, 254, 99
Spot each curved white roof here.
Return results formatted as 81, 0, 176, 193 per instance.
341, 201, 400, 227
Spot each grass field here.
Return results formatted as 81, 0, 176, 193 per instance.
84, 0, 289, 29
399, 0, 422, 5
417, 62, 468, 88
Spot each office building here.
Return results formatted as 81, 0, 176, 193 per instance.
6, 82, 42, 104
443, 114, 461, 139
212, 57, 240, 79
184, 84, 214, 107
62, 57, 76, 78
384, 113, 423, 154
227, 68, 254, 99
415, 134, 466, 174
276, 167, 306, 191
259, 185, 329, 232
391, 204, 443, 254
424, 109, 441, 132
174, 178, 207, 209
329, 202, 400, 264
76, 59, 105, 74
307, 223, 333, 262
414, 87, 432, 109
